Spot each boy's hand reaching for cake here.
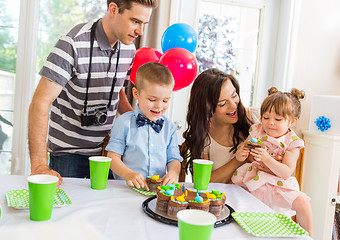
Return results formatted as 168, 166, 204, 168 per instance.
107, 152, 150, 191
162, 160, 181, 186
161, 171, 178, 186
124, 171, 149, 191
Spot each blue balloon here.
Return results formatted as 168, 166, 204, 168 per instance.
161, 23, 198, 53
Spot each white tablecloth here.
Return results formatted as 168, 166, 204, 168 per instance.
0, 175, 312, 240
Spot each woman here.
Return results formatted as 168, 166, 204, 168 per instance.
181, 68, 259, 183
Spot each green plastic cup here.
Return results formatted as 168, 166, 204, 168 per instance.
27, 175, 58, 221
193, 159, 213, 190
177, 209, 216, 240
89, 156, 112, 190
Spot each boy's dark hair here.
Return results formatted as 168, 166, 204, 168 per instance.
107, 0, 158, 12
135, 62, 174, 91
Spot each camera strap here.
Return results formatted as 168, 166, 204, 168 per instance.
83, 19, 121, 114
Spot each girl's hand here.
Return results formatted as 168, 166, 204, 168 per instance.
236, 143, 250, 162
125, 171, 149, 191
252, 161, 275, 174
161, 171, 178, 186
274, 155, 283, 162
250, 147, 272, 163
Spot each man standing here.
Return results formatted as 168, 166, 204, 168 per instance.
28, 0, 158, 186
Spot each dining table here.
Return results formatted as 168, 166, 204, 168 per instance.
0, 174, 312, 240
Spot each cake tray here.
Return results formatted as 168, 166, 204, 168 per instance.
142, 195, 234, 227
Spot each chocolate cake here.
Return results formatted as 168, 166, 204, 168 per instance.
155, 184, 226, 218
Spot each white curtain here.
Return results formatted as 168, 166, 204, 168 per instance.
137, 0, 171, 50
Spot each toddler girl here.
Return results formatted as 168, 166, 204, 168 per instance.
231, 87, 313, 236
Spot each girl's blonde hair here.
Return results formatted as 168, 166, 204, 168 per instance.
260, 87, 305, 120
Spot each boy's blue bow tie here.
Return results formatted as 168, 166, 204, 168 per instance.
136, 113, 164, 133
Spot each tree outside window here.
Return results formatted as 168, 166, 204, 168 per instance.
0, 0, 106, 174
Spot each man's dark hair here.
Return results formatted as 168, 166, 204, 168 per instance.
107, 0, 158, 13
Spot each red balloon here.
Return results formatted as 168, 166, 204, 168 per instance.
159, 48, 198, 91
130, 47, 162, 84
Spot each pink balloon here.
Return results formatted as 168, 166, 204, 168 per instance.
130, 47, 162, 84
159, 48, 198, 91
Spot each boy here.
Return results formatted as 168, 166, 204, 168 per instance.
106, 62, 182, 190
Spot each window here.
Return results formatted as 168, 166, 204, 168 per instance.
36, 0, 106, 83
0, 0, 20, 174
196, 1, 261, 107
169, 0, 298, 144
0, 0, 106, 174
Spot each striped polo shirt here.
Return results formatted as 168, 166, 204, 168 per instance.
39, 20, 136, 156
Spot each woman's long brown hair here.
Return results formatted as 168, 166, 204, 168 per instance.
181, 68, 252, 173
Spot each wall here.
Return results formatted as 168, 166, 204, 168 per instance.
293, 0, 340, 135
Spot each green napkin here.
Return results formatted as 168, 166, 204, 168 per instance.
129, 186, 156, 196
232, 212, 308, 237
6, 188, 72, 209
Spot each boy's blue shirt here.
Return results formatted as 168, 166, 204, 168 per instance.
105, 105, 183, 180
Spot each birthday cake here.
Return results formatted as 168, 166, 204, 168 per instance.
156, 184, 226, 217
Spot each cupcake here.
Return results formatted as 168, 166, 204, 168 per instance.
188, 192, 210, 211
146, 175, 162, 192
247, 137, 262, 150
183, 187, 196, 200
167, 195, 189, 217
212, 190, 226, 210
206, 191, 225, 217
156, 187, 176, 212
